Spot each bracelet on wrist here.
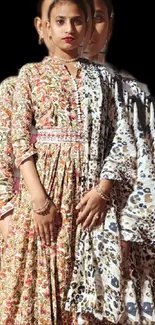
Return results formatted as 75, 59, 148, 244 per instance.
95, 185, 110, 202
32, 197, 51, 215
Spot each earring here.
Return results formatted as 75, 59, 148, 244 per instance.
38, 35, 44, 45
110, 11, 114, 18
100, 40, 108, 54
48, 34, 52, 40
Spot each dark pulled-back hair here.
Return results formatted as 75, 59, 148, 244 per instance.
47, 0, 88, 21
36, 0, 45, 18
104, 0, 114, 17
36, 0, 94, 20
87, 0, 95, 18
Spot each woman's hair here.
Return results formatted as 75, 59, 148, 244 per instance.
87, 0, 95, 18
47, 0, 88, 21
104, 0, 114, 18
36, 0, 94, 20
36, 0, 45, 18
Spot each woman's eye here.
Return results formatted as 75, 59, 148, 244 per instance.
56, 19, 64, 25
94, 15, 104, 23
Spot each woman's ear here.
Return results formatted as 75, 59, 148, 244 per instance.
34, 17, 44, 44
46, 20, 52, 39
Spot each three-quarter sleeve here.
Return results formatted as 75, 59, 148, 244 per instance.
104, 75, 118, 159
0, 77, 17, 218
100, 76, 137, 186
12, 65, 37, 168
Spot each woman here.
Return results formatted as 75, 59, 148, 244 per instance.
0, 0, 54, 245
0, 0, 94, 244
89, 3, 155, 324
0, 0, 117, 324
66, 1, 155, 324
89, 2, 155, 323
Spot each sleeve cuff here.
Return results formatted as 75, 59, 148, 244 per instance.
15, 145, 37, 168
0, 198, 16, 219
101, 158, 136, 186
100, 170, 123, 183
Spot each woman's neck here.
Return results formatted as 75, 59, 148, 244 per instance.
50, 48, 80, 62
89, 53, 106, 65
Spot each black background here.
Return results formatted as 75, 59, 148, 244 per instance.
0, 0, 154, 94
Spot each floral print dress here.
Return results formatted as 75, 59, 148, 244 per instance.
0, 57, 117, 325
0, 76, 18, 268
0, 75, 37, 218
0, 77, 18, 217
66, 75, 155, 324
0, 76, 36, 267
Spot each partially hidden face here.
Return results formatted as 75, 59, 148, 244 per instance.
88, 0, 113, 58
34, 0, 55, 50
81, 0, 93, 55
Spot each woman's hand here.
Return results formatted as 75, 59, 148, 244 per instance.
0, 211, 13, 244
76, 188, 107, 231
33, 201, 61, 246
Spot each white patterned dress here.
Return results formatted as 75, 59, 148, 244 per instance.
66, 75, 155, 325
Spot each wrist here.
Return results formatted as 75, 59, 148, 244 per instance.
31, 194, 48, 209
32, 197, 51, 215
99, 179, 113, 196
95, 184, 110, 202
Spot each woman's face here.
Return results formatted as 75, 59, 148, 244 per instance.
81, 0, 93, 55
88, 0, 113, 59
46, 1, 86, 57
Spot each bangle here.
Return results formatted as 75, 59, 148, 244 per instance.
95, 185, 110, 202
32, 197, 51, 215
